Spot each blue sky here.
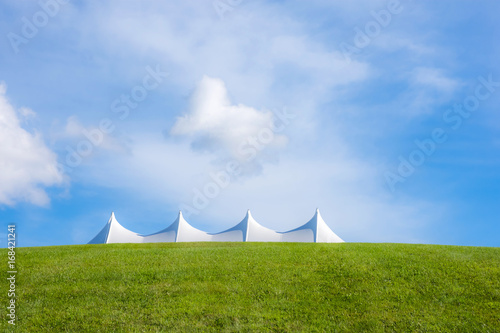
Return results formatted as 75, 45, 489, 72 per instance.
0, 0, 499, 247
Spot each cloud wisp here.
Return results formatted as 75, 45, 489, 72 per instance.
0, 83, 64, 206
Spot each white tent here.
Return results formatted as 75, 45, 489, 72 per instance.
142, 211, 211, 243
88, 209, 344, 244
210, 210, 281, 242
280, 209, 344, 243
88, 212, 143, 244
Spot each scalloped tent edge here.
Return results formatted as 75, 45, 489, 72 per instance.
88, 209, 344, 244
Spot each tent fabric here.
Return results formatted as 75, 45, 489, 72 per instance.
88, 212, 143, 244
141, 211, 211, 243
279, 209, 344, 243
88, 209, 344, 244
210, 210, 281, 242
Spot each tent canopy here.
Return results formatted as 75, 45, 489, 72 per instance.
89, 209, 344, 244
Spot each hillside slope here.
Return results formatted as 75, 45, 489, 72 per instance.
3, 243, 500, 332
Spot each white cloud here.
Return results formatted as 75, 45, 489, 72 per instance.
397, 67, 461, 116
373, 66, 462, 118
57, 116, 129, 154
0, 83, 63, 206
73, 1, 370, 109
412, 67, 459, 93
18, 107, 37, 119
170, 76, 288, 173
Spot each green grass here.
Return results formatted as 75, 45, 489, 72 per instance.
2, 243, 500, 332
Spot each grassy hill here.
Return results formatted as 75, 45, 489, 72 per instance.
3, 242, 500, 332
